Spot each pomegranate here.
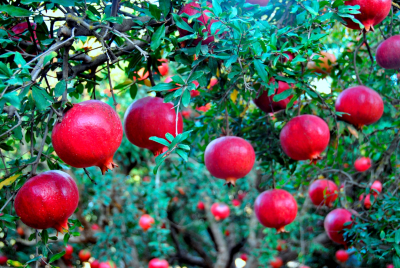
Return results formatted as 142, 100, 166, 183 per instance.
99, 262, 115, 268
191, 90, 200, 97
149, 258, 169, 268
17, 226, 24, 236
157, 59, 169, 76
269, 257, 283, 268
197, 201, 205, 210
254, 78, 296, 114
204, 136, 255, 186
65, 244, 74, 255
299, 266, 310, 268
232, 199, 241, 207
139, 214, 155, 231
308, 179, 338, 208
254, 189, 298, 233
14, 171, 79, 233
52, 100, 123, 174
371, 180, 382, 196
279, 115, 330, 163
342, 0, 391, 31
354, 157, 372, 172
246, 0, 269, 6
91, 260, 100, 268
0, 255, 7, 265
124, 97, 183, 156
335, 249, 349, 262
225, 230, 230, 236
376, 36, 400, 69
178, 2, 217, 45
79, 250, 91, 262
324, 208, 353, 247
359, 194, 372, 209
240, 253, 248, 261
91, 223, 100, 231
335, 86, 384, 129
238, 192, 247, 201
387, 265, 394, 268
307, 52, 336, 75
11, 22, 38, 43
281, 51, 295, 63
211, 203, 230, 220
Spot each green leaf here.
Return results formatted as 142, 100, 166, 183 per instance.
303, 4, 318, 16
2, 91, 21, 109
380, 230, 386, 240
32, 87, 52, 111
395, 229, 400, 244
172, 13, 194, 33
253, 59, 269, 83
149, 136, 170, 147
149, 3, 161, 20
0, 5, 32, 17
151, 24, 166, 51
212, 0, 222, 16
129, 84, 138, 99
0, 62, 12, 77
159, 0, 171, 16
151, 83, 180, 91
54, 80, 66, 97
0, 213, 19, 223
49, 251, 65, 263
43, 51, 57, 66
176, 149, 188, 161
178, 144, 190, 150
182, 89, 191, 107
165, 133, 174, 142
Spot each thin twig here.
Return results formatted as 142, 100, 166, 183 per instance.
353, 39, 364, 85
106, 60, 118, 109
83, 168, 97, 185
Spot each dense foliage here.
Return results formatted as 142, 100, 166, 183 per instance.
0, 0, 400, 267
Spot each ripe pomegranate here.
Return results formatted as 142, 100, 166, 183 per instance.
14, 171, 79, 233
246, 0, 269, 6
0, 255, 7, 265
253, 78, 296, 114
280, 115, 330, 163
299, 266, 310, 268
387, 264, 394, 268
204, 136, 255, 186
335, 86, 384, 129
254, 189, 298, 233
197, 201, 205, 210
211, 203, 230, 220
79, 250, 91, 262
232, 199, 240, 207
139, 214, 155, 231
191, 90, 200, 97
376, 36, 400, 69
240, 253, 248, 261
307, 52, 336, 75
11, 22, 38, 43
269, 257, 283, 268
91, 260, 100, 268
157, 59, 169, 76
91, 223, 100, 231
324, 208, 353, 247
371, 180, 382, 196
17, 226, 24, 236
359, 194, 372, 209
65, 245, 74, 255
178, 2, 217, 45
99, 262, 115, 268
335, 249, 349, 262
52, 100, 123, 174
354, 157, 372, 172
342, 0, 391, 31
238, 192, 247, 201
281, 51, 295, 63
308, 179, 338, 207
124, 97, 183, 156
149, 258, 169, 268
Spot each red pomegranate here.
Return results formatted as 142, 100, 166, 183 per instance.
211, 203, 230, 221
232, 199, 240, 207
139, 214, 155, 231
371, 180, 382, 196
178, 2, 217, 45
91, 223, 100, 231
197, 201, 205, 210
269, 257, 283, 268
191, 90, 200, 98
387, 264, 394, 268
376, 36, 400, 69
254, 78, 296, 114
280, 115, 330, 163
281, 51, 295, 63
335, 249, 349, 262
91, 260, 100, 268
359, 194, 372, 209
204, 136, 255, 186
245, 0, 269, 5
342, 0, 391, 31
324, 208, 353, 247
79, 250, 91, 262
157, 59, 169, 76
14, 171, 79, 233
254, 189, 298, 233
354, 157, 372, 172
240, 253, 248, 261
65, 244, 74, 255
99, 262, 115, 268
308, 179, 338, 208
238, 192, 247, 201
124, 97, 183, 156
52, 100, 123, 174
149, 258, 169, 268
11, 22, 38, 43
335, 86, 384, 129
299, 266, 310, 268
0, 255, 7, 265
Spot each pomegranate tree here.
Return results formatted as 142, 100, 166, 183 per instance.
335, 86, 384, 129
308, 179, 338, 208
211, 203, 230, 221
253, 78, 296, 114
335, 249, 349, 262
280, 115, 330, 163
354, 157, 372, 172
324, 208, 353, 247
376, 35, 400, 69
52, 100, 123, 174
14, 171, 79, 233
149, 258, 169, 268
254, 189, 298, 233
139, 214, 155, 231
204, 136, 255, 186
342, 0, 391, 31
79, 250, 91, 262
124, 97, 183, 156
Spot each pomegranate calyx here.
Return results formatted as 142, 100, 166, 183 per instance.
224, 177, 237, 187
99, 159, 118, 175
54, 219, 69, 234
276, 226, 288, 234
309, 155, 323, 165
